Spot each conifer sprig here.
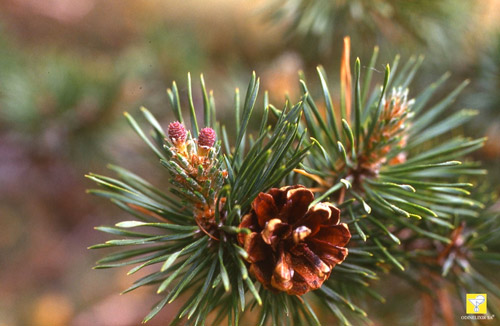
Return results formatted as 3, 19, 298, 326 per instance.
292, 40, 495, 325
392, 199, 500, 322
87, 43, 497, 326
299, 41, 485, 248
87, 73, 318, 324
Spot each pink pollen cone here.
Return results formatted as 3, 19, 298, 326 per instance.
168, 121, 187, 144
198, 127, 216, 148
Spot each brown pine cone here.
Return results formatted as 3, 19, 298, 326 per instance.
238, 185, 351, 296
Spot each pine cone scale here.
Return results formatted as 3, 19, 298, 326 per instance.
309, 239, 348, 265
282, 187, 315, 223
250, 262, 272, 288
271, 249, 294, 292
301, 244, 331, 276
253, 192, 279, 227
237, 213, 255, 245
244, 233, 268, 263
290, 255, 323, 291
262, 218, 291, 245
315, 223, 351, 247
293, 203, 334, 236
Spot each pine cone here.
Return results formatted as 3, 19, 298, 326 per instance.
198, 127, 216, 156
168, 121, 187, 145
238, 185, 351, 295
198, 127, 216, 148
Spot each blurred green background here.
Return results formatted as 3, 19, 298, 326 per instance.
0, 1, 499, 325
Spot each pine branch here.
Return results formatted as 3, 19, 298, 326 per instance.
87, 73, 323, 324
87, 42, 498, 326
294, 41, 496, 324
262, 0, 473, 59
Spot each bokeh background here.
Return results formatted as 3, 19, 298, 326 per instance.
0, 0, 499, 325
